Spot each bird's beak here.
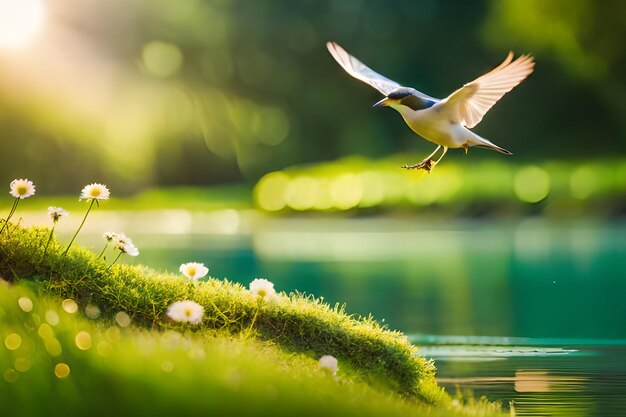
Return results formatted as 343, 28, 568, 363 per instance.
372, 97, 391, 108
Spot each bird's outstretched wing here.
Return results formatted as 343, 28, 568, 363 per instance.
326, 41, 402, 96
443, 52, 535, 128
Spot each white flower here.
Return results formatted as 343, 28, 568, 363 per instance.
179, 262, 209, 281
319, 355, 339, 375
113, 233, 138, 256
9, 179, 36, 199
116, 239, 139, 257
80, 183, 110, 200
122, 242, 139, 257
48, 206, 68, 222
167, 300, 204, 324
249, 278, 278, 301
115, 233, 128, 245
103, 232, 117, 242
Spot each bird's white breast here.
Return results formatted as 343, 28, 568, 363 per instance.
394, 105, 468, 148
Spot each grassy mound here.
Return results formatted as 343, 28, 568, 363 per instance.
0, 224, 442, 402
0, 284, 501, 417
0, 223, 505, 416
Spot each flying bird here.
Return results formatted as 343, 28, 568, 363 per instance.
326, 42, 534, 171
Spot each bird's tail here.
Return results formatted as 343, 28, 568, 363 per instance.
468, 133, 512, 155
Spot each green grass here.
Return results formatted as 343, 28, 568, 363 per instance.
0, 284, 500, 417
0, 223, 503, 416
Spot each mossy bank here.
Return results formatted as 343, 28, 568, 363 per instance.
0, 224, 502, 416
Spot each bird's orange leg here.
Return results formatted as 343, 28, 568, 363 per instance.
402, 145, 441, 171
432, 146, 448, 167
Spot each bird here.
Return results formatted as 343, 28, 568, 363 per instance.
326, 41, 535, 172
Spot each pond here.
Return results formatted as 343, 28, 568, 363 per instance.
60, 213, 626, 416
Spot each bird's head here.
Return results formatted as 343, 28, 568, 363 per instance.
373, 87, 436, 112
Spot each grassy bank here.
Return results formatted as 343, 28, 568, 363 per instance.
0, 284, 500, 417
0, 223, 502, 415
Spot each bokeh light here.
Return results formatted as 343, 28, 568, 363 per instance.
115, 311, 131, 327
54, 362, 70, 379
38, 323, 54, 339
62, 299, 79, 314
285, 176, 319, 211
253, 158, 626, 215
18, 297, 33, 312
85, 304, 102, 319
570, 165, 599, 200
45, 338, 63, 356
0, 0, 46, 50
514, 166, 551, 203
14, 357, 32, 373
4, 333, 22, 350
330, 174, 363, 210
45, 310, 60, 326
254, 171, 289, 212
75, 331, 92, 350
358, 171, 385, 208
3, 368, 19, 383
141, 41, 184, 78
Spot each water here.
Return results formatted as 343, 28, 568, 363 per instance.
417, 336, 626, 416
65, 214, 626, 416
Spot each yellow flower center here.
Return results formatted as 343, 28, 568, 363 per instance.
184, 308, 192, 317
257, 289, 267, 297
187, 267, 196, 277
16, 185, 28, 195
90, 188, 101, 197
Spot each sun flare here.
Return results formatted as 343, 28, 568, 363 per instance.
0, 0, 46, 50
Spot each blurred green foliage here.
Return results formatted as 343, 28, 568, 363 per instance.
254, 156, 626, 217
0, 0, 624, 194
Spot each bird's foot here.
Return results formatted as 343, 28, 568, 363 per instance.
402, 159, 433, 172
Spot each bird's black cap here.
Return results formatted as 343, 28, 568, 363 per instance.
387, 88, 437, 111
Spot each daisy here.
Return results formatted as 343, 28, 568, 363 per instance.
115, 233, 128, 245
2, 179, 36, 234
179, 262, 209, 281
319, 355, 339, 376
64, 183, 110, 255
113, 233, 137, 256
107, 234, 139, 268
44, 207, 68, 255
48, 206, 68, 223
249, 278, 278, 302
167, 300, 204, 324
9, 179, 36, 199
79, 183, 110, 201
118, 241, 139, 257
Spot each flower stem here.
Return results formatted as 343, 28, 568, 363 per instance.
0, 198, 20, 234
96, 242, 109, 260
106, 251, 123, 270
63, 199, 95, 256
242, 306, 260, 340
43, 225, 56, 256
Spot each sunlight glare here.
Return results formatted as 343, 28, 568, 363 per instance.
0, 0, 46, 50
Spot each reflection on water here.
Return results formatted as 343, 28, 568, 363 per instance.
43, 213, 626, 416
418, 336, 626, 417
63, 214, 626, 339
